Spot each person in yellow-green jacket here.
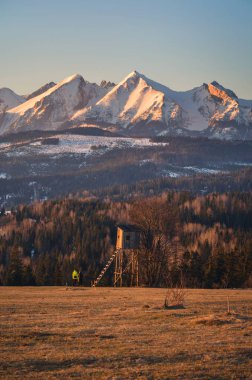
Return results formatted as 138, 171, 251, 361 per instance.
72, 269, 79, 286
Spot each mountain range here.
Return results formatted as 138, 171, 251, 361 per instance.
0, 71, 251, 139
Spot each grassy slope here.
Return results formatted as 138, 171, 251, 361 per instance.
0, 288, 251, 379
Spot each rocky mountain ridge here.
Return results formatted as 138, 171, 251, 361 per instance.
1, 71, 251, 139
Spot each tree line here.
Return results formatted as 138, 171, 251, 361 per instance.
0, 191, 251, 288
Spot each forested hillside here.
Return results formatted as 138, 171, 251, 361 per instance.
0, 192, 251, 288
1, 133, 252, 206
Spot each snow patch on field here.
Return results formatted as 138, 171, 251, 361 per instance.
139, 159, 154, 166
183, 166, 223, 174
161, 170, 182, 178
233, 162, 252, 167
3, 135, 167, 157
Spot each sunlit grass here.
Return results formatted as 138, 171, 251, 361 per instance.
0, 287, 251, 379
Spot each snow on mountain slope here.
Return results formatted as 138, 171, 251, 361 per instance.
3, 134, 165, 157
0, 71, 251, 139
206, 81, 252, 128
73, 71, 184, 133
157, 83, 212, 131
24, 82, 56, 100
135, 75, 252, 132
0, 88, 25, 112
0, 75, 109, 134
126, 73, 210, 131
73, 71, 252, 134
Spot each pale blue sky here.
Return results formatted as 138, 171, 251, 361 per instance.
1, 0, 252, 98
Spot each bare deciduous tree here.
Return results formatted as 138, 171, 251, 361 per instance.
164, 274, 186, 308
130, 197, 181, 287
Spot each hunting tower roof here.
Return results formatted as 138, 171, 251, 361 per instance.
117, 224, 141, 232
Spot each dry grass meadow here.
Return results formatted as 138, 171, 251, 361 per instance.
0, 287, 251, 379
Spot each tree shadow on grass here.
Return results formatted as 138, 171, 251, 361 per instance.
2, 353, 206, 373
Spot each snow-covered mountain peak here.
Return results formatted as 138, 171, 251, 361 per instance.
8, 74, 84, 117
115, 70, 142, 89
73, 70, 183, 132
0, 88, 25, 112
0, 72, 251, 139
208, 81, 238, 101
112, 70, 171, 97
0, 74, 109, 134
114, 70, 156, 92
124, 70, 141, 80
59, 73, 84, 86
25, 82, 56, 101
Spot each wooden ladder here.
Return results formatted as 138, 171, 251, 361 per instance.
92, 250, 118, 287
113, 255, 133, 286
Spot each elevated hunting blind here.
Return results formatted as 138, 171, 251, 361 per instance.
116, 224, 140, 250
92, 224, 141, 287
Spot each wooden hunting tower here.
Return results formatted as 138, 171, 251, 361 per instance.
116, 224, 140, 250
92, 224, 141, 287
114, 224, 140, 287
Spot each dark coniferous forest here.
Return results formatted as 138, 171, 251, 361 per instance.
0, 191, 251, 288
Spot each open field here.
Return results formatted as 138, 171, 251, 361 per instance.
0, 287, 251, 379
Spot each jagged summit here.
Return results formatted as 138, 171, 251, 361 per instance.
115, 70, 142, 87
25, 82, 56, 100
211, 80, 221, 87
125, 70, 141, 78
0, 88, 25, 112
100, 80, 116, 89
209, 81, 238, 99
9, 74, 84, 116
72, 71, 252, 136
73, 71, 184, 131
60, 73, 83, 84
0, 71, 251, 139
0, 74, 109, 134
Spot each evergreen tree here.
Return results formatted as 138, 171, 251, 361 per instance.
54, 261, 63, 285
23, 264, 36, 285
6, 247, 23, 285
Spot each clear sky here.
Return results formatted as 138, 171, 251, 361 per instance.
1, 0, 252, 98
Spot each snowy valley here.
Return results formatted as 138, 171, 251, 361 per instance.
0, 128, 251, 206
